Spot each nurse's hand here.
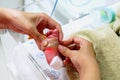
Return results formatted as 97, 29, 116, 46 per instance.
0, 8, 63, 49
58, 36, 101, 80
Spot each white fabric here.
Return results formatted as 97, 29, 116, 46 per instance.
50, 56, 63, 70
10, 39, 69, 80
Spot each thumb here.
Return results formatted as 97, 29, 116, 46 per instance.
30, 28, 47, 50
58, 45, 72, 58
32, 29, 44, 42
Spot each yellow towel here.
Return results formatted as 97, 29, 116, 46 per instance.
66, 8, 120, 80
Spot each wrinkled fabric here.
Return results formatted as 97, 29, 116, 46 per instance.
65, 7, 120, 80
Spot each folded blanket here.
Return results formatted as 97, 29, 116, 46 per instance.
64, 6, 120, 80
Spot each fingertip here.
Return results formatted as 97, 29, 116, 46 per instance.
63, 60, 67, 65
58, 45, 63, 50
58, 45, 66, 55
31, 28, 43, 42
57, 25, 63, 42
58, 45, 72, 58
42, 40, 48, 47
57, 30, 63, 42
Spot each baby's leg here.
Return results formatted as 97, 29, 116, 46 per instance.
43, 29, 63, 69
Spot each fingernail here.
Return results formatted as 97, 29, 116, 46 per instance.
58, 45, 64, 50
42, 41, 48, 47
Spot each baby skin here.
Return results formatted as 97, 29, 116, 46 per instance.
42, 29, 63, 69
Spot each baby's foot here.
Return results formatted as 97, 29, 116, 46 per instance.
43, 29, 63, 69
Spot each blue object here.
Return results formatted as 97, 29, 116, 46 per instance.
50, 0, 58, 16
100, 8, 116, 23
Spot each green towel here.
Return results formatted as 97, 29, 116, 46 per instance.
66, 8, 120, 80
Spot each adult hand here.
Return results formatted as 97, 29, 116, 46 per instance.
0, 8, 63, 49
58, 36, 101, 80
